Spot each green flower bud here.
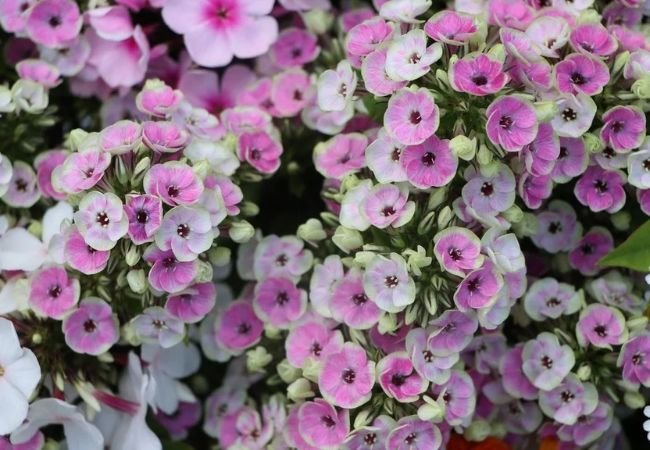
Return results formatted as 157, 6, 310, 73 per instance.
11, 79, 48, 114
354, 250, 376, 267
627, 316, 648, 333
487, 44, 506, 64
612, 51, 630, 77
418, 396, 445, 422
502, 205, 523, 224
192, 160, 211, 179
513, 212, 538, 237
125, 246, 140, 267
287, 378, 315, 401
611, 211, 631, 231
576, 364, 591, 381
239, 201, 259, 217
403, 245, 432, 276
465, 419, 491, 442
583, 132, 604, 154
624, 390, 646, 409
191, 374, 210, 396
32, 332, 43, 345
435, 68, 450, 87
450, 135, 477, 161
209, 247, 231, 267
301, 9, 334, 35
298, 218, 327, 242
577, 9, 601, 24
27, 220, 42, 238
353, 409, 373, 429
437, 206, 453, 230
126, 269, 147, 294
246, 346, 273, 373
265, 324, 282, 339
534, 101, 558, 122
301, 359, 322, 383
332, 226, 363, 253
427, 186, 448, 210
476, 144, 493, 166
277, 359, 301, 384
632, 77, 650, 99
378, 313, 398, 334
196, 260, 213, 283
43, 440, 61, 450
417, 211, 436, 235
229, 220, 255, 243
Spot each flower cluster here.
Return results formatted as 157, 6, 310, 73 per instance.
2, 0, 650, 449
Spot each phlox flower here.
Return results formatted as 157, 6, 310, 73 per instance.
488, 0, 535, 30
74, 191, 128, 251
16, 59, 60, 88
0, 0, 33, 33
519, 172, 553, 209
253, 277, 307, 329
522, 332, 575, 390
379, 0, 431, 23
123, 194, 162, 245
143, 245, 198, 293
346, 17, 394, 58
155, 205, 214, 262
520, 123, 560, 177
624, 50, 650, 80
574, 166, 626, 213
237, 130, 283, 174
618, 333, 650, 386
297, 399, 349, 449
600, 106, 646, 153
2, 161, 39, 208
552, 137, 588, 183
531, 200, 582, 253
253, 234, 313, 281
554, 53, 610, 96
162, 0, 278, 68
215, 301, 263, 355
313, 133, 367, 179
317, 60, 357, 112
432, 370, 476, 426
450, 54, 509, 96
345, 416, 395, 450
538, 374, 598, 425
361, 48, 407, 97
576, 304, 628, 348
523, 278, 580, 321
165, 282, 216, 323
569, 23, 618, 57
361, 183, 415, 229
285, 321, 343, 369
424, 10, 477, 45
34, 150, 66, 200
433, 227, 483, 277
319, 342, 375, 409
385, 29, 442, 82
405, 328, 454, 384
144, 162, 204, 206
270, 27, 320, 68
628, 147, 650, 189
454, 261, 504, 311
155, 401, 201, 441
63, 298, 119, 355
557, 401, 613, 447
52, 149, 111, 194
550, 93, 596, 138
308, 255, 344, 319
142, 121, 189, 154
568, 227, 613, 276
384, 87, 439, 146
180, 64, 256, 115
362, 253, 415, 313
500, 345, 539, 400
135, 79, 183, 117
40, 37, 90, 77
339, 180, 372, 231
365, 130, 407, 183
0, 318, 41, 436
271, 69, 313, 118
63, 226, 111, 275
485, 95, 538, 152
427, 309, 478, 356
525, 16, 570, 58
386, 416, 442, 450
498, 400, 543, 436
29, 266, 79, 319
25, 0, 81, 48
377, 352, 428, 402
132, 306, 185, 348
330, 268, 382, 330
462, 163, 516, 216
400, 135, 457, 189
99, 120, 142, 155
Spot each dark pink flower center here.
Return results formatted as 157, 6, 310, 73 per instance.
391, 148, 401, 161
423, 350, 434, 362
570, 72, 586, 85
561, 390, 575, 403
391, 373, 407, 386
177, 223, 190, 238
610, 121, 624, 133
321, 415, 336, 428
311, 342, 322, 356
15, 179, 28, 191
364, 433, 377, 445
163, 256, 177, 268
632, 352, 643, 365
499, 116, 513, 129
421, 151, 436, 166
594, 324, 608, 337
561, 108, 577, 121
466, 277, 481, 293
448, 247, 462, 261
238, 322, 251, 334
342, 369, 356, 384
136, 210, 149, 223
384, 275, 399, 288
167, 185, 179, 198
409, 110, 422, 125
84, 319, 97, 333
48, 284, 62, 298
471, 74, 488, 86
382, 206, 396, 216
405, 433, 417, 444
96, 212, 110, 227
594, 179, 608, 193
275, 254, 288, 266
546, 298, 561, 307
48, 15, 61, 28
276, 291, 289, 305
480, 182, 494, 196
548, 221, 562, 234
541, 355, 553, 369
352, 293, 368, 305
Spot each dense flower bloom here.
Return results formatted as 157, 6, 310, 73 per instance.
450, 54, 508, 96
29, 266, 80, 319
62, 298, 119, 355
377, 352, 428, 402
319, 343, 375, 408
522, 332, 575, 390
363, 253, 415, 313
400, 135, 457, 189
485, 96, 538, 152
600, 106, 646, 153
384, 87, 439, 146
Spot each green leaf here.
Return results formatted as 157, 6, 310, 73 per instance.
599, 220, 650, 271
362, 95, 388, 124
163, 441, 196, 450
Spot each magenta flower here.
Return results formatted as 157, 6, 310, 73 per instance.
309, 255, 344, 319
539, 374, 598, 426
377, 352, 428, 402
363, 253, 415, 313
346, 17, 394, 58
523, 278, 579, 322
386, 416, 442, 450
35, 149, 67, 200
16, 59, 61, 88
346, 416, 395, 450
552, 137, 588, 183
330, 268, 381, 330
253, 277, 307, 329
62, 298, 118, 355
135, 80, 183, 117
180, 64, 255, 114
576, 304, 627, 348
162, 0, 278, 68
52, 149, 111, 194
433, 227, 483, 277
424, 10, 477, 45
29, 266, 80, 319
361, 183, 414, 229
155, 206, 214, 262
3, 161, 40, 208
486, 96, 538, 152
568, 227, 613, 276
271, 27, 320, 68
522, 332, 575, 390
205, 175, 242, 215
0, 0, 32, 33
237, 130, 283, 174
297, 399, 349, 448
142, 121, 189, 154
285, 321, 343, 368
600, 106, 646, 153
384, 87, 439, 146
569, 23, 618, 57
155, 401, 201, 441
63, 226, 111, 275
272, 69, 313, 118
253, 234, 313, 280
143, 245, 198, 293
500, 345, 538, 400
520, 123, 560, 177
427, 309, 478, 356
555, 53, 610, 96
365, 131, 407, 183
215, 300, 263, 354
433, 370, 476, 426
574, 166, 626, 213
99, 120, 142, 155
400, 135, 457, 189
531, 200, 582, 253
557, 401, 613, 447
25, 0, 81, 48
74, 191, 128, 251
317, 60, 356, 112
385, 29, 441, 82
144, 162, 204, 206
361, 48, 407, 97
319, 342, 375, 409
454, 262, 504, 311
450, 54, 508, 96
618, 333, 650, 386
313, 133, 367, 180
165, 282, 216, 323
132, 306, 185, 348
462, 164, 516, 216
123, 194, 162, 245
405, 328, 455, 384
519, 172, 553, 210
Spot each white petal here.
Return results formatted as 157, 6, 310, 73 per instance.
0, 318, 22, 365
0, 228, 46, 271
5, 349, 41, 397
63, 419, 104, 450
42, 202, 73, 246
0, 379, 29, 435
